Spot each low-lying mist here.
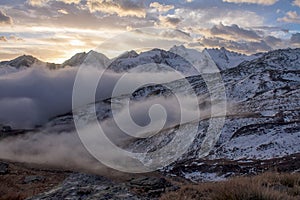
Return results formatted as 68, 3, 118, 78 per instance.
0, 65, 184, 128
0, 62, 228, 173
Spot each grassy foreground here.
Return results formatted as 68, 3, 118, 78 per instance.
161, 172, 300, 200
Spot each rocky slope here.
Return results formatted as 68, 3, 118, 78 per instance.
1, 47, 299, 183
204, 47, 261, 70
44, 48, 300, 181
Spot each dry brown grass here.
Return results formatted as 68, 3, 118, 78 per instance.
161, 172, 300, 200
0, 161, 69, 200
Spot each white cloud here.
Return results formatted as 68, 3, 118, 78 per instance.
27, 0, 81, 6
150, 2, 174, 13
26, 0, 49, 7
172, 8, 264, 29
293, 0, 300, 7
86, 0, 146, 18
223, 0, 278, 5
58, 9, 69, 14
210, 23, 261, 40
278, 11, 300, 24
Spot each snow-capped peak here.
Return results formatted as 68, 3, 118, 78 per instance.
62, 50, 110, 68
1, 55, 40, 68
204, 47, 260, 70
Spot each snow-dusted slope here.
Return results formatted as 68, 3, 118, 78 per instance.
4, 47, 298, 182
0, 55, 59, 76
170, 45, 220, 73
204, 47, 260, 71
62, 50, 110, 68
0, 50, 110, 76
47, 48, 300, 165
108, 48, 199, 75
0, 55, 41, 68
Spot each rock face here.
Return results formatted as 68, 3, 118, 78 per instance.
128, 177, 175, 198
27, 173, 174, 200
204, 47, 260, 70
0, 162, 9, 175
23, 175, 45, 184
27, 173, 139, 200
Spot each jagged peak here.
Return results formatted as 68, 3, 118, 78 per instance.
86, 50, 109, 60
3, 54, 42, 68
116, 50, 139, 59
169, 44, 187, 50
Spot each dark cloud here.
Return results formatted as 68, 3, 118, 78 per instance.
264, 35, 282, 46
210, 23, 261, 40
200, 36, 271, 53
0, 10, 13, 25
290, 33, 300, 44
159, 16, 181, 27
253, 26, 289, 33
164, 17, 181, 26
159, 29, 191, 40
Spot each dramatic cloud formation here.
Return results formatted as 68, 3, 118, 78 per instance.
150, 2, 174, 13
210, 23, 261, 40
86, 0, 146, 18
278, 11, 300, 23
172, 8, 264, 28
0, 10, 13, 25
158, 16, 181, 27
223, 0, 278, 5
264, 35, 282, 46
199, 37, 271, 53
0, 0, 298, 61
290, 33, 300, 44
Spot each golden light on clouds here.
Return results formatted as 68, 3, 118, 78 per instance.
69, 39, 85, 46
0, 0, 298, 63
86, 0, 146, 18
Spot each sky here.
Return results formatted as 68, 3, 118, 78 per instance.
0, 0, 299, 63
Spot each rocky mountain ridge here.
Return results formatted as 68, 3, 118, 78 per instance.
0, 46, 266, 74
44, 47, 300, 182
0, 47, 299, 184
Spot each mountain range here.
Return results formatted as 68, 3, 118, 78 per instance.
0, 46, 265, 74
0, 46, 299, 183
42, 46, 300, 181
